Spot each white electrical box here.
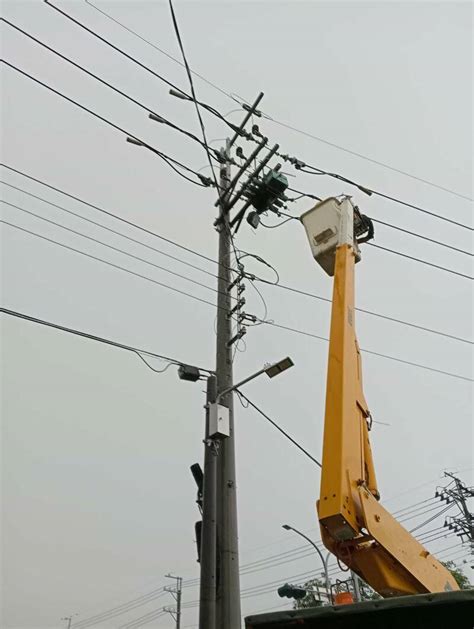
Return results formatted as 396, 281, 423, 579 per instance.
209, 403, 230, 439
301, 197, 361, 276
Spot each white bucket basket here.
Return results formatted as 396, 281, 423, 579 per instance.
301, 197, 361, 276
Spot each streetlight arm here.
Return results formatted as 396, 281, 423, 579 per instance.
282, 525, 331, 601
217, 367, 267, 400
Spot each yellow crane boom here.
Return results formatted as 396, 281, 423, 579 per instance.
302, 197, 458, 597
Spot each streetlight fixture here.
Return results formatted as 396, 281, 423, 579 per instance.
218, 356, 294, 400
282, 524, 331, 603
208, 358, 294, 439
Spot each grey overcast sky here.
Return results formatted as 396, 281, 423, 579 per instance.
1, 0, 473, 627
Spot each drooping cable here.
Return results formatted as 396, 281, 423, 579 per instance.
236, 391, 322, 468
44, 0, 237, 132
1, 220, 219, 310
0, 18, 219, 159
371, 218, 472, 257
3, 163, 471, 345
0, 164, 217, 266
83, 0, 240, 104
0, 307, 213, 374
167, 0, 220, 196
79, 0, 472, 202
367, 243, 473, 280
4, 218, 472, 381
1, 60, 209, 188
260, 320, 473, 382
1, 199, 235, 300
0, 179, 220, 282
300, 164, 473, 231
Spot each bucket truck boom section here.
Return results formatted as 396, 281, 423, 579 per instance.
301, 197, 458, 597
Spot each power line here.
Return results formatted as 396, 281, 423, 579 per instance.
0, 18, 219, 159
369, 187, 473, 231
1, 199, 235, 301
392, 496, 438, 517
0, 179, 220, 283
44, 0, 184, 95
167, 0, 220, 196
261, 320, 473, 382
71, 592, 167, 629
249, 206, 473, 281
3, 219, 472, 382
0, 164, 218, 267
120, 608, 167, 629
0, 307, 213, 374
1, 219, 221, 310
1, 60, 209, 188
80, 0, 472, 202
399, 501, 453, 524
46, 1, 474, 231
367, 243, 473, 280
372, 218, 473, 257
254, 277, 472, 345
44, 0, 235, 132
180, 497, 453, 588
244, 179, 472, 256
3, 164, 471, 345
272, 120, 473, 202
236, 391, 322, 468
296, 165, 473, 232
83, 0, 239, 103
409, 503, 456, 534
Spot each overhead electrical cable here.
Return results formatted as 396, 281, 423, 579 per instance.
1, 60, 209, 188
119, 608, 167, 629
0, 18, 219, 159
0, 164, 218, 267
80, 0, 472, 202
236, 391, 322, 468
367, 243, 473, 280
261, 320, 473, 382
49, 0, 474, 225
274, 122, 473, 202
71, 592, 167, 629
3, 163, 471, 345
3, 220, 472, 382
301, 165, 473, 231
371, 218, 473, 257
252, 277, 471, 345
1, 220, 222, 309
1, 199, 236, 302
83, 0, 240, 103
0, 307, 213, 374
0, 179, 221, 283
167, 0, 220, 196
44, 0, 236, 132
409, 503, 456, 534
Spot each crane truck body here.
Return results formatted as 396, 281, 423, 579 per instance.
245, 197, 472, 628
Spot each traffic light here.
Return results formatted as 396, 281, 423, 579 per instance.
190, 463, 203, 510
277, 583, 307, 600
195, 520, 202, 563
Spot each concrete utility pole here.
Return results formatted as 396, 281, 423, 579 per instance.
215, 139, 241, 629
60, 615, 77, 629
199, 375, 218, 629
164, 574, 182, 629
